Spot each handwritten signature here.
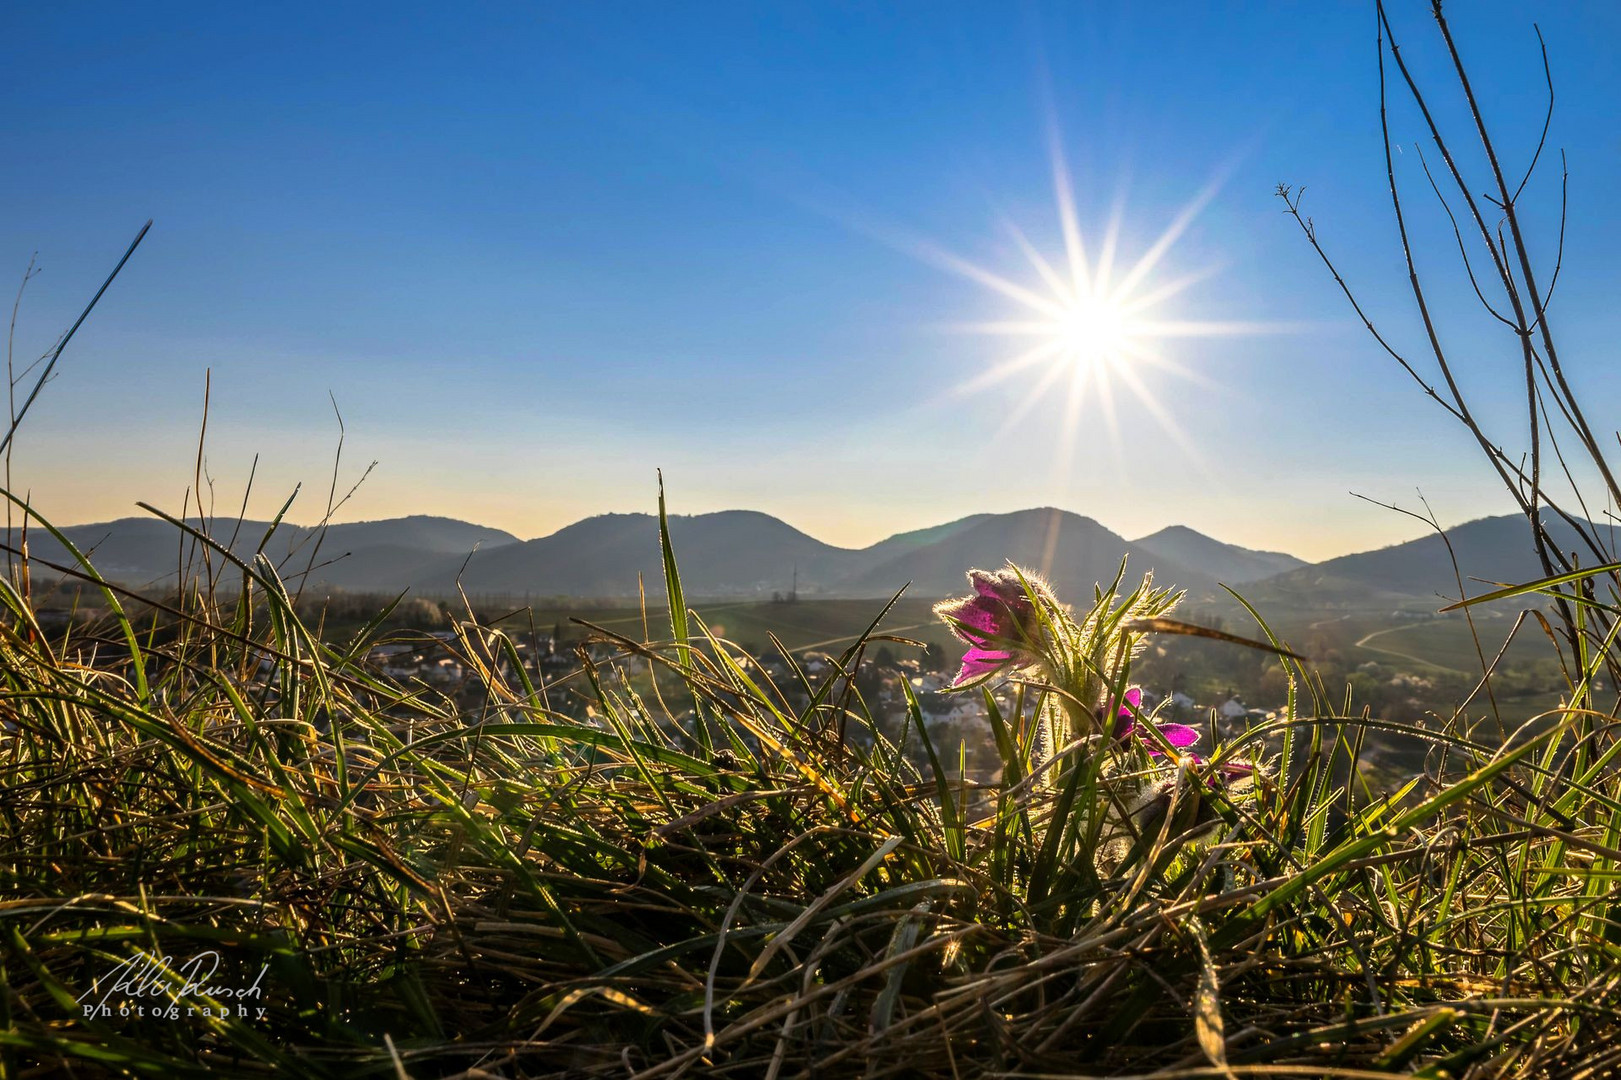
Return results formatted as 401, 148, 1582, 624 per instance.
76, 950, 269, 1020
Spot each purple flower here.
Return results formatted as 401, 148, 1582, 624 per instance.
1110, 687, 1201, 759
1112, 689, 1263, 788
933, 566, 1052, 687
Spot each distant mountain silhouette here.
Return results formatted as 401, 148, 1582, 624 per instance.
853, 514, 996, 565
1249, 513, 1611, 604
430, 511, 854, 598
1132, 525, 1307, 585
19, 506, 1361, 603
26, 505, 1608, 616
21, 515, 518, 591
838, 508, 1212, 599
315, 515, 521, 555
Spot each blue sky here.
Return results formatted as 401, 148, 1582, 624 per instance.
3, 2, 1619, 560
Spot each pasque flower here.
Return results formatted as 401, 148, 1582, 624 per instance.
932, 566, 1055, 687
1109, 687, 1200, 758
1113, 688, 1264, 788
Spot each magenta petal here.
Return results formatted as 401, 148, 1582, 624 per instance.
1153, 723, 1201, 748
950, 647, 1011, 686
970, 570, 1015, 601
1109, 687, 1144, 739
961, 645, 1011, 667
938, 594, 1004, 641
956, 597, 1003, 636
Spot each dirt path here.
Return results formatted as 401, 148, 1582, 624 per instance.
581, 602, 753, 631
1353, 624, 1470, 675
794, 622, 934, 654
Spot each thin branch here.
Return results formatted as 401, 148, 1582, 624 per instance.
0, 220, 152, 457
1414, 143, 1514, 328
1274, 186, 1462, 424
1531, 151, 1569, 332
1433, 2, 1621, 513
1510, 25, 1557, 206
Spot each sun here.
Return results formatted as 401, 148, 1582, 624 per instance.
888, 133, 1282, 468
1054, 293, 1136, 370
821, 125, 1284, 470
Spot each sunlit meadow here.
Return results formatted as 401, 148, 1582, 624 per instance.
5, 5, 1621, 1079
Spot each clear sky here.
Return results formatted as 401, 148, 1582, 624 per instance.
4, 2, 1619, 561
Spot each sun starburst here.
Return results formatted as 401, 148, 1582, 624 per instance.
907, 135, 1290, 476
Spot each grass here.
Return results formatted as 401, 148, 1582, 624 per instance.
3, 492, 1621, 1079
6, 8, 1621, 1073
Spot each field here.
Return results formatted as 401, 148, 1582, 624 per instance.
540, 596, 952, 657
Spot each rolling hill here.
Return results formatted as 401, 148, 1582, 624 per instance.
430, 511, 856, 599
837, 508, 1211, 600
1132, 525, 1307, 585
19, 515, 519, 591
21, 506, 1337, 603
1246, 513, 1610, 606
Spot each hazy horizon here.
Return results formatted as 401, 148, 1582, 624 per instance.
28, 496, 1537, 566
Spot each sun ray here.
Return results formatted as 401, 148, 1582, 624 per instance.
1112, 360, 1220, 487
832, 128, 1299, 472
1001, 217, 1074, 306
1047, 123, 1092, 300
1109, 174, 1223, 301
951, 338, 1066, 396
1088, 362, 1128, 482
1093, 190, 1128, 299
1052, 360, 1095, 486
992, 355, 1079, 443
1132, 319, 1300, 337
913, 238, 1068, 317
1118, 264, 1221, 316
807, 199, 1070, 318
1125, 345, 1218, 392
1107, 352, 1209, 465
945, 320, 1075, 337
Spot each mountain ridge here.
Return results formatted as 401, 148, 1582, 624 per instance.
1243, 513, 1608, 607
25, 507, 1580, 608
1132, 525, 1308, 585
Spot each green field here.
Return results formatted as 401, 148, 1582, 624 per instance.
546, 596, 954, 656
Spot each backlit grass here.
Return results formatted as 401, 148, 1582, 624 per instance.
3, 492, 1620, 1078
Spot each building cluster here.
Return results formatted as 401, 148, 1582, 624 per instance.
362, 632, 584, 688
349, 634, 1283, 777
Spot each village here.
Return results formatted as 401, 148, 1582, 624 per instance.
358, 631, 1279, 780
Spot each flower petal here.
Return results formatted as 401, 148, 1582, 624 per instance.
936, 594, 1004, 642
1153, 722, 1202, 748
1108, 686, 1145, 740
970, 569, 1021, 603
950, 648, 1010, 686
